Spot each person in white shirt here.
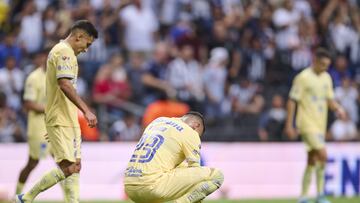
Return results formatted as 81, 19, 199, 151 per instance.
119, 0, 159, 53
0, 56, 24, 111
330, 113, 358, 141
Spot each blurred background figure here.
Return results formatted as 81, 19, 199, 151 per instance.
203, 47, 228, 123
258, 94, 286, 142
0, 91, 23, 142
109, 112, 141, 142
330, 112, 358, 141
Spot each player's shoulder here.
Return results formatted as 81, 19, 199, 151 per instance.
26, 68, 42, 81
293, 68, 311, 82
321, 71, 332, 80
298, 68, 312, 77
50, 41, 74, 57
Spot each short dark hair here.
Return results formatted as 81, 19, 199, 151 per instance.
71, 20, 98, 39
315, 48, 332, 59
185, 111, 205, 134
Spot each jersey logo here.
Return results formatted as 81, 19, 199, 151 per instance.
61, 56, 70, 61
57, 65, 72, 71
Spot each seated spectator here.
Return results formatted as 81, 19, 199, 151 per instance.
258, 94, 286, 141
229, 77, 264, 115
142, 93, 189, 128
93, 53, 132, 107
330, 112, 358, 141
110, 112, 141, 141
93, 53, 132, 134
0, 56, 24, 112
335, 77, 359, 124
203, 47, 228, 122
0, 92, 24, 142
168, 44, 204, 111
142, 42, 176, 105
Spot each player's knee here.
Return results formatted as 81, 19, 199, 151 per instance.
59, 160, 77, 177
210, 168, 224, 188
75, 161, 81, 173
27, 159, 39, 170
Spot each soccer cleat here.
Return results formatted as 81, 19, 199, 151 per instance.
15, 194, 25, 203
298, 197, 311, 203
316, 195, 331, 203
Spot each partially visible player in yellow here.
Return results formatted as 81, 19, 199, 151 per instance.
16, 20, 98, 203
124, 111, 224, 203
15, 51, 49, 194
285, 48, 346, 203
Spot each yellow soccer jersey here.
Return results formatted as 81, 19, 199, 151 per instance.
124, 117, 201, 185
45, 40, 79, 127
23, 67, 46, 139
289, 68, 334, 133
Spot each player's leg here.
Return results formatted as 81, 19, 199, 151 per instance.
299, 150, 316, 203
174, 168, 224, 203
16, 127, 79, 203
150, 166, 223, 203
314, 147, 330, 203
61, 127, 81, 203
15, 157, 39, 194
61, 158, 81, 203
299, 132, 320, 203
16, 138, 49, 194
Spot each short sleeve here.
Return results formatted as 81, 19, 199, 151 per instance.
289, 75, 304, 101
23, 75, 36, 102
55, 50, 76, 80
182, 132, 201, 167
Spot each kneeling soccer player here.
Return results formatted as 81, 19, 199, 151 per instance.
124, 111, 224, 203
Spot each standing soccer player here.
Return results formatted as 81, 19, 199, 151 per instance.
124, 111, 224, 203
285, 48, 346, 203
16, 20, 98, 203
15, 51, 49, 194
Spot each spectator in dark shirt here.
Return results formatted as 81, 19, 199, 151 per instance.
258, 94, 287, 141
329, 54, 353, 87
142, 42, 176, 105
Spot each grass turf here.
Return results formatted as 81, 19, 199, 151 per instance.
31, 197, 360, 203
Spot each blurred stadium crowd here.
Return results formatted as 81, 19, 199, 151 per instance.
0, 0, 359, 142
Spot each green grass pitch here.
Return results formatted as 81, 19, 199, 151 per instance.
31, 197, 360, 203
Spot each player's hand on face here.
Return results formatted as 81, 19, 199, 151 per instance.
285, 126, 298, 140
84, 111, 97, 128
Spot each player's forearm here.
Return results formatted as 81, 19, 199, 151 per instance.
24, 101, 45, 113
285, 99, 296, 128
59, 80, 90, 114
328, 99, 343, 112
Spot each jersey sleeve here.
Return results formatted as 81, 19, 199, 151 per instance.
182, 132, 201, 167
289, 75, 304, 101
23, 74, 37, 102
55, 49, 76, 79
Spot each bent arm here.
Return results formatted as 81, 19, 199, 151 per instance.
285, 99, 296, 129
58, 78, 90, 114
